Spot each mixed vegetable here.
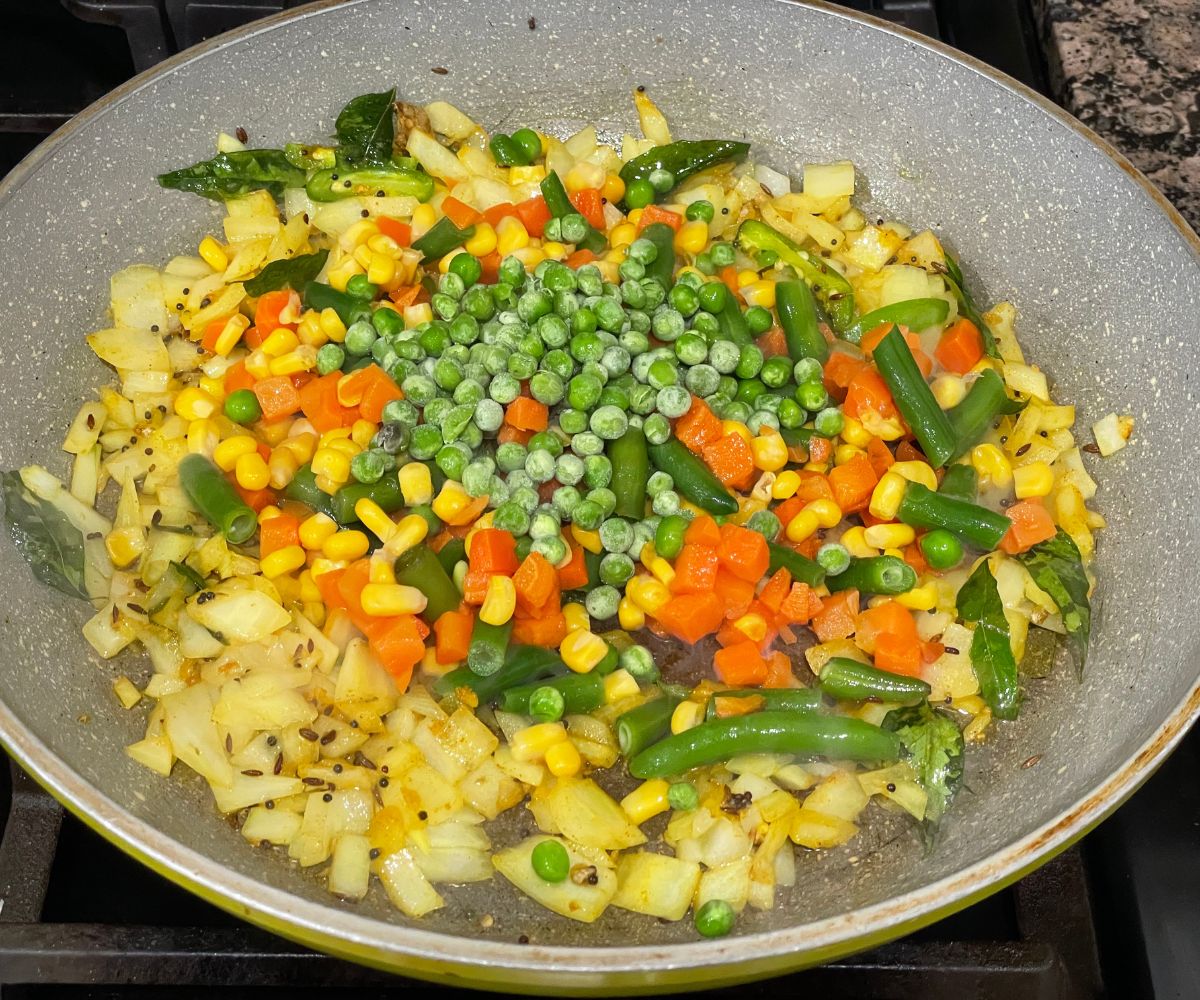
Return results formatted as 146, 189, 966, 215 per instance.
3, 88, 1131, 937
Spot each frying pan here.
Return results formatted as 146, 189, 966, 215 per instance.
0, 0, 1197, 992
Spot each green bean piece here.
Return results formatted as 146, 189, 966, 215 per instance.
704, 688, 823, 720
411, 217, 475, 262
841, 298, 951, 346
436, 536, 467, 575
946, 369, 1022, 460
433, 644, 563, 701
467, 618, 514, 677
540, 172, 606, 254
766, 541, 826, 588
608, 426, 650, 519
639, 222, 677, 289
646, 439, 737, 515
896, 481, 1012, 551
826, 556, 917, 596
618, 140, 750, 206
872, 326, 957, 467
818, 657, 931, 704
499, 672, 605, 715
282, 463, 338, 520
330, 477, 405, 524
776, 280, 828, 362
177, 453, 257, 544
392, 545, 462, 624
714, 293, 751, 346
937, 463, 978, 503
616, 697, 679, 758
629, 711, 902, 778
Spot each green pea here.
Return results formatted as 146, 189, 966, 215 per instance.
423, 397, 452, 427
510, 484, 540, 513
371, 306, 404, 338
625, 178, 655, 209
760, 356, 793, 389
408, 424, 442, 460
684, 363, 721, 397
223, 388, 262, 424
648, 167, 675, 193
585, 585, 620, 620
571, 499, 604, 530
599, 345, 632, 378
596, 552, 632, 587
745, 509, 781, 542
694, 899, 735, 938
654, 514, 688, 559
558, 408, 589, 435
707, 340, 740, 374
345, 273, 378, 301
709, 242, 735, 268
344, 320, 377, 356
646, 471, 674, 498
684, 199, 715, 223
431, 292, 460, 322
813, 407, 845, 438
593, 298, 625, 334
642, 412, 671, 445
532, 533, 568, 566
735, 344, 764, 380
575, 264, 603, 297
735, 378, 767, 406
793, 358, 823, 385
463, 458, 497, 497
724, 400, 752, 423
816, 542, 852, 576
450, 313, 481, 346
400, 374, 437, 407
571, 432, 605, 458
382, 398, 418, 426
744, 305, 773, 335
651, 489, 681, 516
530, 839, 570, 883
667, 781, 699, 811
510, 127, 542, 163
778, 398, 805, 429
589, 405, 628, 441
669, 283, 699, 317
617, 644, 656, 682
498, 255, 526, 289
796, 381, 830, 412
583, 455, 613, 491
647, 358, 678, 390
619, 258, 646, 284
441, 404, 475, 443
433, 442, 468, 481
560, 213, 589, 245
670, 332, 705, 367
528, 685, 565, 724
920, 529, 964, 570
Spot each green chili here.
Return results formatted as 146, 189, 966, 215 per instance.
818, 657, 931, 704
306, 166, 433, 203
776, 280, 828, 363
639, 222, 677, 289
177, 454, 257, 544
616, 696, 679, 758
412, 217, 475, 262
500, 672, 605, 715
841, 298, 951, 346
434, 644, 563, 702
467, 618, 514, 677
330, 477, 406, 524
282, 464, 338, 520
539, 172, 606, 254
646, 439, 737, 515
872, 326, 958, 467
303, 282, 371, 327
896, 481, 1011, 551
618, 139, 749, 206
608, 426, 649, 519
826, 556, 916, 595
629, 711, 902, 778
704, 687, 823, 720
938, 463, 978, 502
393, 545, 462, 624
946, 369, 1023, 460
766, 541, 826, 588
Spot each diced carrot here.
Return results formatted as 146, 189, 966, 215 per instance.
513, 551, 557, 611
716, 523, 770, 583
376, 216, 412, 246
336, 559, 371, 613
684, 513, 723, 548
671, 543, 720, 594
254, 289, 299, 335
719, 265, 740, 298
258, 513, 300, 556
903, 541, 931, 576
482, 202, 518, 228
252, 375, 302, 423
289, 371, 315, 394
461, 568, 490, 606
504, 396, 549, 432
512, 612, 568, 647
714, 642, 769, 687
808, 436, 833, 464
569, 188, 605, 230
712, 691, 766, 716
441, 196, 483, 229
772, 495, 807, 533
823, 351, 869, 400
921, 639, 945, 665
874, 631, 923, 676
895, 439, 927, 464
763, 650, 795, 689
224, 360, 255, 394
701, 433, 756, 491
515, 196, 551, 238
812, 589, 860, 642
478, 251, 502, 284
796, 470, 835, 503
755, 326, 789, 358
200, 317, 232, 353
935, 317, 985, 375
434, 607, 473, 664
564, 248, 596, 270
234, 481, 275, 513
794, 534, 822, 559
855, 599, 919, 655
388, 285, 424, 309
358, 365, 404, 424
843, 368, 900, 422
315, 568, 347, 609
866, 437, 895, 478
557, 542, 590, 591
243, 325, 265, 350
370, 614, 424, 685
469, 528, 519, 576
999, 499, 1057, 554
758, 567, 792, 613
636, 204, 683, 232
779, 582, 822, 624
713, 569, 756, 619
829, 453, 879, 514
654, 593, 725, 644
299, 372, 356, 432
674, 396, 724, 452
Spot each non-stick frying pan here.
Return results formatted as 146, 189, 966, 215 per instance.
0, 0, 1196, 992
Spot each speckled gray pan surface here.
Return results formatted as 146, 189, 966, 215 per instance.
0, 0, 1197, 992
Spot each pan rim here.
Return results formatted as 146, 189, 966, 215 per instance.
0, 0, 1197, 982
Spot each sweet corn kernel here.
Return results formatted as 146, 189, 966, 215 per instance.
411, 202, 437, 236
257, 505, 284, 523
970, 444, 1014, 490
639, 543, 675, 587
367, 251, 396, 285
863, 523, 916, 549
104, 528, 144, 568
807, 498, 843, 529
627, 575, 670, 613
279, 431, 317, 465
890, 461, 939, 491
367, 233, 402, 256
785, 509, 820, 543
734, 613, 768, 643
620, 778, 671, 825
352, 244, 375, 270
298, 570, 322, 603
565, 160, 605, 192
509, 164, 546, 185
260, 545, 306, 579
541, 240, 567, 260
355, 497, 397, 540
369, 553, 396, 584
674, 220, 709, 256
327, 255, 362, 292
560, 629, 609, 674
260, 327, 299, 358
361, 583, 428, 617
198, 236, 229, 272
869, 470, 909, 521
618, 596, 645, 631
602, 172, 626, 204
213, 435, 258, 472
544, 739, 582, 778
431, 481, 476, 524
314, 473, 341, 495
626, 208, 644, 226
319, 308, 347, 343
186, 418, 220, 456
512, 245, 545, 268
404, 302, 434, 327
740, 279, 777, 309
480, 574, 517, 625
931, 375, 967, 409
736, 269, 758, 288
604, 669, 640, 705
563, 602, 590, 634
722, 420, 752, 442
382, 513, 429, 557
840, 525, 877, 558
510, 722, 568, 763
243, 349, 271, 379
350, 419, 376, 450
319, 427, 352, 446
609, 223, 637, 249
834, 444, 866, 466
1013, 460, 1053, 499
570, 524, 603, 554
213, 314, 250, 356
309, 557, 347, 579
323, 529, 370, 561
670, 700, 704, 735
496, 216, 530, 255
751, 432, 788, 472
234, 452, 270, 491
328, 438, 362, 460
840, 415, 873, 448
311, 446, 351, 482
464, 223, 498, 257
895, 583, 938, 611
174, 386, 218, 421
198, 375, 226, 401
268, 348, 316, 377
341, 219, 379, 248
771, 470, 802, 500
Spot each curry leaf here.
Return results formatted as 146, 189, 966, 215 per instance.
157, 149, 305, 202
883, 703, 965, 844
1, 471, 89, 600
957, 559, 1021, 720
335, 89, 397, 167
243, 250, 329, 297
1018, 529, 1092, 677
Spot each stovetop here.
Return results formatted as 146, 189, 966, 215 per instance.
0, 1, 1197, 997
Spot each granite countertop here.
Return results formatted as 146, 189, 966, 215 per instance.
1035, 0, 1200, 229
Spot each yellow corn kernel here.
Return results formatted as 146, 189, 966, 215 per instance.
234, 452, 270, 491
268, 348, 316, 377
560, 629, 609, 674
640, 543, 675, 587
509, 164, 546, 185
279, 431, 317, 465
104, 529, 144, 568
512, 245, 545, 269
311, 446, 351, 483
411, 202, 437, 236
674, 220, 708, 256
544, 739, 582, 778
620, 778, 671, 825
1013, 460, 1053, 499
198, 236, 229, 272
322, 529, 370, 562
314, 473, 341, 495
257, 505, 284, 524
740, 279, 777, 309
771, 470, 802, 500
318, 426, 351, 445
350, 419, 376, 451
341, 219, 379, 248
570, 524, 603, 554
736, 269, 758, 288
496, 216, 530, 255
402, 302, 432, 328
299, 512, 337, 550
243, 349, 271, 380
367, 251, 396, 285
367, 233, 402, 256
298, 570, 322, 603
327, 255, 362, 292
869, 470, 909, 521
604, 668, 640, 705
464, 222, 497, 257
931, 375, 967, 409
352, 244, 375, 271
627, 575, 670, 614
889, 461, 937, 492
618, 596, 645, 630
260, 327, 299, 358
382, 464, 429, 511
213, 435, 257, 472
834, 444, 865, 466
807, 498, 843, 529
722, 420, 752, 442
510, 722, 568, 763
186, 418, 220, 456
751, 432, 788, 472
383, 513, 429, 559
785, 509, 820, 543
626, 208, 644, 226
260, 545, 306, 579
895, 583, 938, 611
863, 522, 916, 549
309, 557, 347, 579
970, 443, 1014, 490
670, 700, 704, 735
602, 173, 626, 204
480, 575, 517, 626
840, 525, 877, 558
541, 240, 567, 260
319, 308, 347, 343
174, 386, 218, 421
563, 602, 590, 634
840, 415, 873, 448
360, 583, 428, 617
355, 498, 397, 541
608, 222, 637, 249
733, 613, 768, 643
431, 481, 476, 524
369, 553, 396, 584
198, 375, 226, 401
213, 314, 251, 356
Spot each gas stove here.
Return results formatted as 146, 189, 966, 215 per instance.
0, 1, 1196, 997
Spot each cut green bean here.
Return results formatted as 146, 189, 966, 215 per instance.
873, 326, 958, 467
500, 673, 605, 715
467, 618, 514, 677
766, 541, 826, 588
896, 481, 1012, 550
434, 644, 563, 702
647, 439, 737, 515
776, 280, 828, 362
330, 477, 405, 524
639, 223, 677, 289
608, 426, 649, 519
946, 369, 1022, 460
282, 463, 338, 520
937, 463, 978, 503
177, 454, 257, 544
540, 172, 606, 254
841, 298, 950, 346
393, 545, 463, 624
826, 556, 916, 596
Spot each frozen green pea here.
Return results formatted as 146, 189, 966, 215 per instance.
598, 386, 629, 411
669, 283, 699, 316
510, 484, 540, 513
627, 238, 659, 266
619, 644, 657, 681
627, 309, 652, 334
704, 392, 732, 418
646, 471, 674, 497
572, 431, 605, 457
629, 383, 658, 415
462, 458, 496, 497
492, 501, 530, 536
778, 398, 805, 428
529, 371, 565, 406
674, 332, 708, 366
441, 404, 475, 443
793, 358, 823, 385
585, 585, 620, 621
745, 305, 773, 335
350, 448, 388, 485
761, 356, 793, 389
583, 454, 612, 490
542, 260, 576, 293
524, 449, 557, 484
438, 271, 466, 300
472, 398, 504, 434
685, 363, 721, 397
315, 343, 345, 376
519, 332, 546, 360
572, 306, 597, 335
558, 213, 589, 246
453, 379, 485, 407
517, 289, 552, 323
651, 307, 686, 342
462, 284, 495, 321
536, 313, 570, 348
600, 345, 632, 377
599, 552, 635, 587
551, 485, 582, 519
508, 353, 537, 380
435, 442, 471, 481
575, 264, 604, 297
717, 375, 739, 399
532, 534, 568, 566
571, 499, 603, 531
647, 358, 679, 390
814, 407, 845, 436
691, 311, 719, 338
553, 289, 578, 321
640, 278, 666, 310
528, 431, 564, 458
643, 412, 671, 445
599, 517, 633, 553
482, 345, 509, 376
423, 397, 451, 426
619, 258, 646, 283
593, 298, 625, 334
749, 411, 780, 434
796, 381, 830, 412
528, 510, 561, 541
542, 348, 576, 381
496, 441, 528, 473
656, 386, 691, 418
557, 408, 587, 436
461, 423, 483, 450
586, 487, 616, 517
745, 509, 782, 542
382, 397, 418, 427
621, 281, 646, 310
566, 373, 602, 411
570, 332, 604, 365
408, 424, 442, 460
433, 356, 463, 391
708, 340, 741, 374
344, 320, 377, 356
651, 489, 681, 516
735, 344, 764, 379
724, 400, 752, 423
755, 393, 783, 414
431, 293, 459, 322
620, 329, 650, 356
400, 374, 437, 407
589, 405, 628, 441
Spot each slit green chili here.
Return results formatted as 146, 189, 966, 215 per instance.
306, 166, 433, 203
609, 426, 649, 519
303, 282, 371, 327
818, 657, 931, 704
646, 438, 738, 515
716, 294, 751, 346
639, 222, 677, 289
177, 454, 257, 545
941, 254, 998, 357
872, 325, 958, 467
826, 556, 916, 595
776, 280, 828, 362
618, 139, 749, 206
896, 481, 1012, 550
540, 172, 606, 254
411, 217, 475, 262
